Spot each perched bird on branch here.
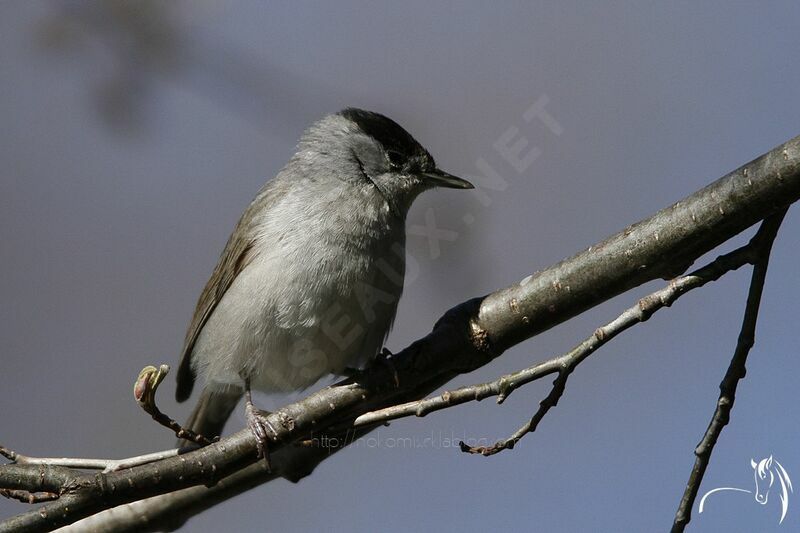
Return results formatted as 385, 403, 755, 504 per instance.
175, 108, 473, 457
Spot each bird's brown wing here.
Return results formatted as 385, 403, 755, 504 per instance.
175, 193, 269, 402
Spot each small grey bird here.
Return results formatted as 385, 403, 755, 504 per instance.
175, 108, 472, 454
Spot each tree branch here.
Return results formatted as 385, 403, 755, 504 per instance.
355, 227, 765, 435
2, 134, 799, 532
670, 208, 787, 531
466, 209, 787, 456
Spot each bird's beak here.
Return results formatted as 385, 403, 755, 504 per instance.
421, 169, 474, 189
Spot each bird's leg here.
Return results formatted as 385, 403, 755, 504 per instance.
242, 378, 276, 469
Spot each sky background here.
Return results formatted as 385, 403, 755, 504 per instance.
2, 2, 800, 532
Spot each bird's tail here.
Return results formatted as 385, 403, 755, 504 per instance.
178, 387, 242, 449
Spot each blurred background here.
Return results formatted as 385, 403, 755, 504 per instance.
2, 2, 800, 532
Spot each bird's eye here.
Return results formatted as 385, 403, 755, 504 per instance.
386, 150, 405, 169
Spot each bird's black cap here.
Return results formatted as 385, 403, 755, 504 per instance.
339, 108, 434, 167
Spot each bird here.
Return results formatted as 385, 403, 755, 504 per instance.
175, 108, 473, 457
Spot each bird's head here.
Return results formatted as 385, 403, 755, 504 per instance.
297, 108, 473, 217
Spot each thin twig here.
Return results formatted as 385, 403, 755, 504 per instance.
134, 365, 214, 447
671, 208, 787, 532
0, 489, 59, 505
0, 448, 17, 463
0, 445, 179, 474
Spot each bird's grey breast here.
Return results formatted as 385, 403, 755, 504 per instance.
192, 174, 406, 392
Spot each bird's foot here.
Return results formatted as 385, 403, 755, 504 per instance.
379, 347, 400, 388
344, 349, 399, 386
245, 401, 276, 470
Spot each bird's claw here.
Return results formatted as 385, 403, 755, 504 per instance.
380, 348, 400, 388
245, 402, 276, 470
